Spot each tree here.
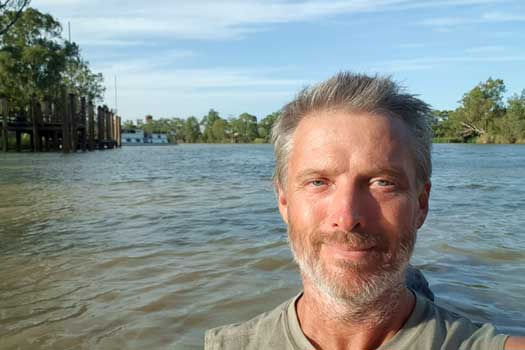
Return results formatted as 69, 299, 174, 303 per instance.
0, 8, 66, 111
430, 110, 457, 140
201, 109, 221, 142
496, 91, 525, 143
211, 118, 228, 143
0, 8, 105, 115
183, 116, 201, 143
258, 111, 279, 142
62, 42, 105, 102
449, 78, 506, 140
122, 120, 135, 131
0, 0, 30, 35
236, 112, 258, 142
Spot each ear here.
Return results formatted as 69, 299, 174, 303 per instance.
277, 183, 289, 225
416, 182, 431, 228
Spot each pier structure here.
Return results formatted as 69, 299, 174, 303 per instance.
0, 92, 121, 153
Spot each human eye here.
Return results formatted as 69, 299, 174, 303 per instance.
308, 179, 327, 187
370, 178, 396, 190
303, 178, 330, 190
375, 179, 394, 187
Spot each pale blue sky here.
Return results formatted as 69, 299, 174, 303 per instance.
32, 0, 525, 121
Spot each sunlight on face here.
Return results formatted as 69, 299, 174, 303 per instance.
279, 110, 428, 307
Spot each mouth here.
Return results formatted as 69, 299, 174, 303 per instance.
323, 243, 376, 261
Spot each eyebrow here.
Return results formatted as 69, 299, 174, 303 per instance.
295, 168, 335, 181
367, 167, 409, 179
294, 166, 410, 181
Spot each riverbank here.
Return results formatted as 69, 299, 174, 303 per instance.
433, 136, 525, 144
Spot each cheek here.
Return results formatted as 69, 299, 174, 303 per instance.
378, 198, 418, 236
289, 195, 325, 227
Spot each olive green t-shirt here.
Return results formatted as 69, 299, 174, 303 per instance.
205, 292, 508, 350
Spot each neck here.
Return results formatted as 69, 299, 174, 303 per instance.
296, 277, 415, 350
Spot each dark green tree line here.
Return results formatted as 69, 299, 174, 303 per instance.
0, 7, 105, 115
125, 109, 280, 144
433, 78, 525, 144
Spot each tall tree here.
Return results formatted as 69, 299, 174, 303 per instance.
449, 78, 506, 140
0, 8, 65, 110
496, 91, 525, 143
258, 111, 279, 142
211, 118, 228, 143
0, 0, 30, 35
201, 109, 221, 142
183, 116, 201, 143
62, 42, 105, 102
236, 112, 258, 142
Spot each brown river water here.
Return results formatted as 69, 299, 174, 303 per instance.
0, 144, 524, 349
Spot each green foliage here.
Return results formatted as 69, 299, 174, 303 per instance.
258, 111, 279, 142
449, 78, 506, 138
0, 0, 31, 35
432, 78, 525, 144
62, 42, 105, 102
229, 112, 258, 143
200, 109, 221, 142
125, 109, 282, 144
0, 7, 105, 114
211, 118, 228, 142
122, 120, 135, 131
183, 116, 201, 143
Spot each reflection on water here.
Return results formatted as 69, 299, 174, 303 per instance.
1, 144, 524, 349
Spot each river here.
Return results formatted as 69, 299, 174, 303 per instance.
0, 144, 524, 349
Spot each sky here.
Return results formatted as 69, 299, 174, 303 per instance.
31, 0, 525, 122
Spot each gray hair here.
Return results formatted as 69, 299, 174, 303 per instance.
271, 72, 433, 189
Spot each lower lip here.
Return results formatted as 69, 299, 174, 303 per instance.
323, 244, 374, 260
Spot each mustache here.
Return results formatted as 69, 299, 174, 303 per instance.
312, 230, 385, 250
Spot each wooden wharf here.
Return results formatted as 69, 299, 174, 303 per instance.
0, 92, 121, 153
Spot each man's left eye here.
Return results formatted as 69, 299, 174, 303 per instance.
310, 180, 326, 187
374, 179, 394, 187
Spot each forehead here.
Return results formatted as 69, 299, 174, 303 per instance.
288, 110, 418, 182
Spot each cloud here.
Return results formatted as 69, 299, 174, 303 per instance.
100, 65, 305, 91
371, 54, 525, 72
464, 45, 506, 53
420, 10, 525, 27
32, 0, 507, 44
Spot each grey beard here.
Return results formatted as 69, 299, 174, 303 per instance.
289, 228, 415, 326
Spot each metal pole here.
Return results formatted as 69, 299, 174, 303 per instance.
114, 75, 118, 114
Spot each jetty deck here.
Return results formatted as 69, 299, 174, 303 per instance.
1, 92, 121, 153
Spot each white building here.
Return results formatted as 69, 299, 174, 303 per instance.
122, 130, 146, 144
146, 133, 169, 144
121, 130, 169, 145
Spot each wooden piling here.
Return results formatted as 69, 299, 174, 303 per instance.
1, 94, 124, 153
97, 106, 104, 149
105, 107, 111, 147
31, 96, 43, 152
1, 97, 8, 152
15, 131, 21, 152
42, 98, 51, 124
114, 116, 121, 147
79, 97, 87, 151
69, 93, 78, 152
88, 100, 94, 151
108, 111, 114, 148
62, 89, 71, 153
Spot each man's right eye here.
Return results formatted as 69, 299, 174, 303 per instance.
309, 179, 326, 187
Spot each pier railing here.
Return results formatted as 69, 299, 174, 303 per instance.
0, 92, 121, 153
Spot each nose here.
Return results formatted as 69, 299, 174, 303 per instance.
327, 182, 364, 232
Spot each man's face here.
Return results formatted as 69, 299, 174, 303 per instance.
277, 110, 430, 303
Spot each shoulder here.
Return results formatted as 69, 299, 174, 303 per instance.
204, 297, 295, 350
402, 293, 509, 350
